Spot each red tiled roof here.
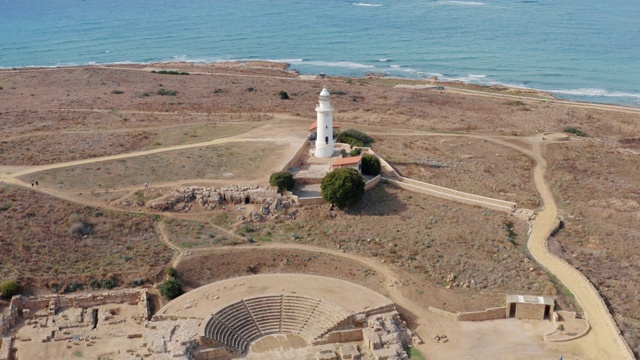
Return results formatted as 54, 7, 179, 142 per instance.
332, 155, 362, 167
309, 123, 341, 131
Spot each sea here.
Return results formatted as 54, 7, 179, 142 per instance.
1, 0, 639, 107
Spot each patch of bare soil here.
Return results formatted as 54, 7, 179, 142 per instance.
26, 142, 284, 190
544, 140, 640, 356
373, 135, 538, 208
0, 184, 173, 294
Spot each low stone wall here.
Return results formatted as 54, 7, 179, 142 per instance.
457, 307, 507, 321
365, 175, 382, 190
0, 337, 13, 360
429, 306, 507, 321
281, 139, 310, 172
298, 196, 326, 206
386, 178, 515, 213
313, 329, 364, 345
556, 310, 577, 320
0, 315, 9, 337
9, 289, 148, 321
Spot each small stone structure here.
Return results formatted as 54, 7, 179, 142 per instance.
506, 294, 555, 320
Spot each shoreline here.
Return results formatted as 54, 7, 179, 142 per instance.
2, 60, 640, 113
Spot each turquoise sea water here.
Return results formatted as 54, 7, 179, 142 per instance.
1, 0, 639, 106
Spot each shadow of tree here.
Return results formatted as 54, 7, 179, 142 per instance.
348, 183, 408, 216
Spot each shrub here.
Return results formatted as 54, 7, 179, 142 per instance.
338, 129, 375, 146
340, 149, 347, 157
157, 88, 178, 96
246, 87, 255, 92
160, 278, 184, 300
151, 70, 189, 75
68, 213, 94, 237
564, 126, 589, 137
0, 279, 19, 298
321, 168, 365, 209
350, 148, 362, 156
167, 267, 177, 278
362, 154, 381, 176
102, 278, 117, 290
0, 86, 3, 90
269, 172, 295, 192
278, 90, 289, 100
111, 90, 124, 94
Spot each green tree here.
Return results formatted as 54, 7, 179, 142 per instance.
321, 168, 365, 209
0, 279, 19, 299
160, 278, 184, 300
361, 153, 381, 176
269, 172, 295, 192
167, 267, 177, 278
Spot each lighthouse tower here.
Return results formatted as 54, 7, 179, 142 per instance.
315, 87, 335, 158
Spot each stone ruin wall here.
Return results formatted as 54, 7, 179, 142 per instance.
7, 289, 149, 323
428, 306, 507, 322
146, 185, 297, 219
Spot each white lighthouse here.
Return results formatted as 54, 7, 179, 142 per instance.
315, 87, 335, 158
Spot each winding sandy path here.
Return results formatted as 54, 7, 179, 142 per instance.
525, 140, 635, 359
369, 131, 634, 359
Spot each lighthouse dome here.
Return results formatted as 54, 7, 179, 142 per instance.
320, 87, 331, 97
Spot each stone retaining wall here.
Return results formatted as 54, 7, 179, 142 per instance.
9, 289, 148, 321
365, 175, 382, 190
281, 139, 310, 172
428, 306, 507, 321
0, 337, 13, 360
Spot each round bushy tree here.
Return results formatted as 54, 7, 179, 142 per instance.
160, 278, 183, 300
270, 172, 295, 192
321, 168, 365, 209
361, 154, 381, 176
0, 279, 19, 299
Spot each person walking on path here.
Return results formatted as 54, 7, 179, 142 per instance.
144, 181, 149, 189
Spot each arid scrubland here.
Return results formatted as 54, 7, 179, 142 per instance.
545, 140, 640, 353
1, 63, 640, 355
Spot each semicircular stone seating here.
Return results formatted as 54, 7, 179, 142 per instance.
204, 294, 352, 354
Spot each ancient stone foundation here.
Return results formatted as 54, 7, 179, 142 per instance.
146, 185, 297, 219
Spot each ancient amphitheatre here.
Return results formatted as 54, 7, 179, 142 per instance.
0, 61, 639, 359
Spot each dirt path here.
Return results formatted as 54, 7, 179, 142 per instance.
370, 130, 634, 359
525, 141, 635, 359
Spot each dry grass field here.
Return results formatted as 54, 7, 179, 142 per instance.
545, 140, 640, 354
23, 142, 285, 190
172, 184, 572, 313
373, 135, 539, 208
0, 184, 173, 294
